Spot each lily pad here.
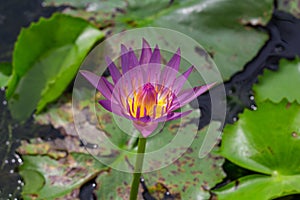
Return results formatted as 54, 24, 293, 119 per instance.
0, 62, 12, 87
254, 58, 300, 104
143, 122, 225, 199
19, 153, 107, 199
147, 0, 273, 80
43, 0, 126, 10
111, 0, 273, 80
216, 100, 300, 199
278, 0, 300, 18
6, 13, 104, 121
45, 0, 273, 80
214, 174, 300, 200
95, 122, 225, 199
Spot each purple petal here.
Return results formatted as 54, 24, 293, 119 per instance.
172, 66, 194, 95
121, 44, 130, 73
149, 45, 161, 64
171, 83, 216, 111
105, 56, 121, 84
128, 48, 139, 69
98, 100, 128, 118
80, 70, 113, 100
133, 122, 158, 138
154, 110, 192, 122
138, 116, 151, 123
166, 48, 181, 71
158, 49, 181, 89
102, 77, 114, 92
159, 66, 178, 90
139, 38, 152, 64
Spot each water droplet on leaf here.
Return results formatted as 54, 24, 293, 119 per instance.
250, 105, 257, 110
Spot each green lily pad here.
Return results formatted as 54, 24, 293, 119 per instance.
46, 0, 273, 80
0, 62, 12, 87
113, 0, 273, 80
214, 174, 300, 200
217, 100, 300, 199
94, 122, 225, 199
254, 58, 300, 104
143, 122, 225, 199
6, 13, 104, 121
95, 169, 136, 200
19, 153, 107, 199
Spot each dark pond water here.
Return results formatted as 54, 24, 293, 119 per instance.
0, 0, 63, 199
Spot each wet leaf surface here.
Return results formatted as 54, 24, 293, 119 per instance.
254, 58, 300, 104
214, 174, 300, 200
217, 100, 300, 199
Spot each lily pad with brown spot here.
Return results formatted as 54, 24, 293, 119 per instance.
94, 121, 225, 199
19, 153, 107, 199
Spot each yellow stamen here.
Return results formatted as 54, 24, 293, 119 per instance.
126, 83, 173, 119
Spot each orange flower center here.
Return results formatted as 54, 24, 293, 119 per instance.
127, 83, 174, 119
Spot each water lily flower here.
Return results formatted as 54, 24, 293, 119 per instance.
80, 39, 214, 138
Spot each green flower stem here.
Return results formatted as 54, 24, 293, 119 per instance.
130, 137, 147, 200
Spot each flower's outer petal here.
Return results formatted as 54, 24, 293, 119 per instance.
133, 122, 158, 138
139, 38, 152, 65
149, 45, 161, 64
166, 48, 181, 71
159, 49, 181, 89
154, 110, 192, 122
102, 77, 114, 92
105, 56, 122, 84
171, 83, 216, 111
172, 65, 194, 95
159, 66, 178, 90
80, 70, 113, 99
128, 48, 139, 69
147, 45, 161, 82
98, 99, 130, 118
121, 44, 130, 73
